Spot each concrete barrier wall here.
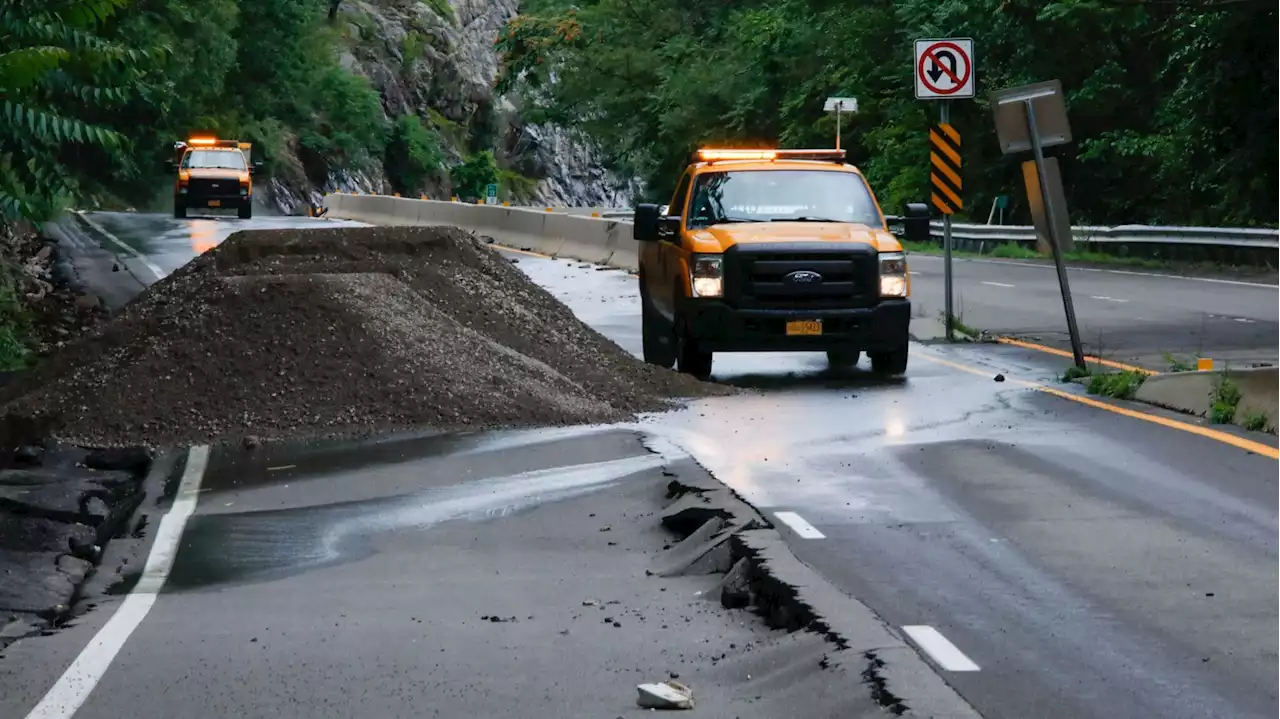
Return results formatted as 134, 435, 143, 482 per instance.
1134, 366, 1279, 434
323, 193, 639, 272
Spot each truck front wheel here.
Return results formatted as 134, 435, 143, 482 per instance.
870, 344, 909, 376
173, 201, 186, 219
238, 203, 253, 219
826, 349, 861, 369
677, 332, 713, 381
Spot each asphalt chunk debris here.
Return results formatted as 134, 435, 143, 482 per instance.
0, 226, 732, 447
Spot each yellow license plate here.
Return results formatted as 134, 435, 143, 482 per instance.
207, 200, 221, 207
786, 319, 822, 336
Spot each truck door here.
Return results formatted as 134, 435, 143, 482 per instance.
651, 171, 692, 320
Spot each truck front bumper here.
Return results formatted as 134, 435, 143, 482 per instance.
678, 298, 911, 353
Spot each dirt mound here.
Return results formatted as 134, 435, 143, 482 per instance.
1, 226, 731, 447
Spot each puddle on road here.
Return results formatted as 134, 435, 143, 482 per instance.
164, 453, 665, 591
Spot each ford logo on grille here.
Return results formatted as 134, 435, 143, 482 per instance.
210, 183, 220, 188
784, 270, 823, 285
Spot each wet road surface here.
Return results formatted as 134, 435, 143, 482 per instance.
511, 252, 1279, 719
905, 253, 1279, 370
6, 215, 1277, 718
78, 210, 366, 282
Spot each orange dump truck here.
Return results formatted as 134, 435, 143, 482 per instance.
632, 148, 930, 379
169, 137, 262, 219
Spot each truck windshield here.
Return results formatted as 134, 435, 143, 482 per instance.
182, 150, 246, 170
687, 170, 883, 228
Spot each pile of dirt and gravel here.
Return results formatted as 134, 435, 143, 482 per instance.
0, 225, 731, 447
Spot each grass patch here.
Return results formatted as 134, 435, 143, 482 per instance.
0, 266, 33, 370
1242, 410, 1269, 432
498, 169, 538, 203
1209, 372, 1242, 424
1161, 350, 1198, 372
1061, 364, 1093, 382
426, 108, 467, 149
1086, 370, 1146, 400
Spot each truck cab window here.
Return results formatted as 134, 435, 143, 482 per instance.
182, 150, 246, 170
686, 170, 883, 229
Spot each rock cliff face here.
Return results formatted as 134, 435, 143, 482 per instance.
269, 0, 637, 214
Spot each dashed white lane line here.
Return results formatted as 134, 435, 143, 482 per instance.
773, 511, 825, 539
902, 625, 981, 672
1090, 295, 1130, 303
74, 210, 167, 282
25, 446, 210, 719
981, 281, 1014, 288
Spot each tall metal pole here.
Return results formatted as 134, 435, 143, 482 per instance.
1025, 99, 1085, 369
836, 103, 842, 151
941, 100, 954, 341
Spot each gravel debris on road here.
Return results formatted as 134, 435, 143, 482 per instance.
0, 226, 731, 447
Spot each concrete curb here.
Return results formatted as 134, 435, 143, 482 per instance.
1133, 366, 1278, 433
656, 469, 982, 718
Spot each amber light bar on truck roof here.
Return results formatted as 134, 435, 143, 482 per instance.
694, 148, 848, 163
184, 137, 249, 149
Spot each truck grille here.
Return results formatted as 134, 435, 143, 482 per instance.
187, 177, 238, 196
723, 243, 879, 310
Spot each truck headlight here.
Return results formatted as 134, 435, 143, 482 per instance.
690, 254, 723, 297
879, 251, 908, 298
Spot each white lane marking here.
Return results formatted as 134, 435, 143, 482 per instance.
981, 281, 1015, 288
902, 625, 981, 672
1090, 295, 1130, 303
25, 446, 210, 719
908, 271, 921, 276
773, 511, 825, 539
74, 211, 166, 282
908, 253, 1277, 288
1234, 317, 1256, 323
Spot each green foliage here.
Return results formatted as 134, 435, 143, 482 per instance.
0, 0, 135, 222
1242, 411, 1269, 433
1209, 372, 1242, 424
421, 0, 456, 24
384, 114, 443, 194
501, 0, 1276, 226
450, 151, 499, 200
1161, 351, 1196, 373
498, 169, 537, 203
0, 266, 32, 369
1087, 370, 1146, 400
297, 65, 387, 173
1061, 365, 1092, 383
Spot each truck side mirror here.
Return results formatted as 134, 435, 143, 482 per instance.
633, 203, 661, 241
250, 160, 263, 175
902, 202, 930, 244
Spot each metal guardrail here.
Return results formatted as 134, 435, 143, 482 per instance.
926, 222, 1278, 249
577, 206, 1279, 250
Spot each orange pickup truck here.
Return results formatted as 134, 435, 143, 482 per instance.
632, 148, 929, 380
169, 137, 262, 219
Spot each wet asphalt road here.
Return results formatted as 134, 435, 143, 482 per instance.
905, 253, 1278, 369
6, 213, 1277, 718
515, 253, 1279, 719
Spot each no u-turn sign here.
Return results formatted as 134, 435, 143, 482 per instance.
915, 38, 975, 100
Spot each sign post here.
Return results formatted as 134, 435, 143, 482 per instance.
823, 97, 858, 151
915, 37, 974, 342
485, 183, 499, 205
990, 80, 1085, 370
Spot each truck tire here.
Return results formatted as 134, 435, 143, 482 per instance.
238, 203, 253, 219
641, 292, 676, 368
826, 349, 861, 369
677, 331, 713, 381
173, 201, 186, 219
870, 344, 909, 376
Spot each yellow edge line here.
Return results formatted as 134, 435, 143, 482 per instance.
917, 354, 1278, 460
994, 336, 1159, 375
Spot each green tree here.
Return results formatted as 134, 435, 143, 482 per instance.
384, 114, 444, 194
0, 0, 137, 222
450, 151, 499, 200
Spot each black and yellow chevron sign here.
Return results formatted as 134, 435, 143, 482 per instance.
929, 123, 962, 215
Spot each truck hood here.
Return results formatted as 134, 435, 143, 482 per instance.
688, 222, 900, 252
